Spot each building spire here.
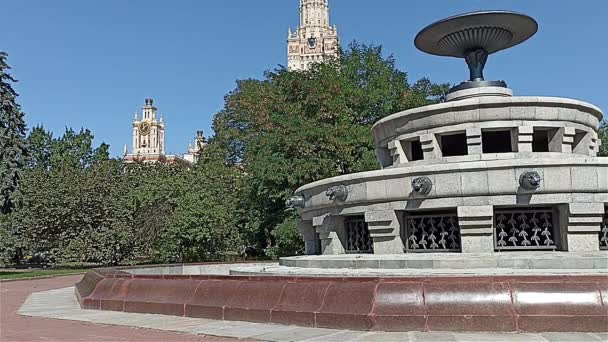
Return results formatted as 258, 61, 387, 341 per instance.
300, 0, 329, 28
126, 98, 166, 163
288, 0, 339, 71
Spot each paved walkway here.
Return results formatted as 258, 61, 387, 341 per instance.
10, 278, 608, 342
1, 275, 246, 342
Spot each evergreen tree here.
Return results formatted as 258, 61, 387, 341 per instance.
0, 52, 27, 214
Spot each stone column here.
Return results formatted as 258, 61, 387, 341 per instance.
420, 133, 440, 159
298, 220, 320, 255
457, 205, 495, 253
553, 127, 576, 153
572, 131, 600, 157
466, 128, 482, 155
388, 140, 407, 165
566, 203, 603, 252
312, 214, 345, 255
375, 147, 393, 169
590, 132, 601, 157
364, 210, 404, 254
517, 126, 534, 152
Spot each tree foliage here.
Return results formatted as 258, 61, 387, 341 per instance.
155, 160, 244, 262
27, 126, 109, 170
212, 43, 450, 251
1, 42, 453, 266
0, 52, 28, 214
13, 160, 132, 265
3, 126, 248, 266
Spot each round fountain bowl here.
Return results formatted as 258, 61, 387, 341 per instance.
415, 10, 538, 57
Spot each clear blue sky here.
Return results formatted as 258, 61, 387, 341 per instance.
4, 0, 607, 157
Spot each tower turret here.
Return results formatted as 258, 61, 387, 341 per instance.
125, 98, 166, 162
287, 0, 339, 71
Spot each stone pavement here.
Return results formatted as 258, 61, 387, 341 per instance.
16, 283, 608, 342
1, 275, 247, 342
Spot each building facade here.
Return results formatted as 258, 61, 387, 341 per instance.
182, 130, 206, 164
124, 98, 203, 164
287, 0, 339, 71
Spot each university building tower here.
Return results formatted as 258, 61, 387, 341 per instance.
287, 0, 339, 71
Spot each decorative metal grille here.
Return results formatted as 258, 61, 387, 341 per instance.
403, 212, 461, 252
494, 207, 558, 251
345, 217, 373, 254
600, 208, 608, 251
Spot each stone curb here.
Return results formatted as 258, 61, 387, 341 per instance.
18, 287, 608, 342
75, 269, 608, 332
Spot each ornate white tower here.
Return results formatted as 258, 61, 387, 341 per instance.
287, 0, 339, 71
124, 98, 166, 162
182, 130, 206, 164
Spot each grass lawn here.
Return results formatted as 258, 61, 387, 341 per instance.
0, 268, 91, 280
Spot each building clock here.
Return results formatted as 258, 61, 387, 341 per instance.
307, 37, 317, 49
139, 121, 151, 135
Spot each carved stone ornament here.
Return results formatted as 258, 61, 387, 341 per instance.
519, 171, 541, 190
285, 195, 305, 209
412, 176, 433, 195
326, 185, 348, 202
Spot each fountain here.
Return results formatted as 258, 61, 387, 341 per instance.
76, 11, 608, 333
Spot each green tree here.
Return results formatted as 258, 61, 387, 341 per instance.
26, 126, 109, 170
0, 52, 28, 214
599, 120, 607, 157
265, 215, 304, 259
12, 160, 134, 265
26, 126, 53, 169
49, 127, 109, 169
211, 42, 450, 253
5, 126, 114, 265
122, 162, 191, 262
154, 159, 244, 263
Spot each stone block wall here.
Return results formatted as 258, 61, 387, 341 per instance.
371, 96, 604, 169
301, 201, 608, 255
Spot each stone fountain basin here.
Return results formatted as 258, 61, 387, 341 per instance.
76, 262, 608, 333
278, 252, 608, 270
229, 252, 608, 277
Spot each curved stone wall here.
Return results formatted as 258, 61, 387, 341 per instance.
76, 269, 608, 332
293, 157, 607, 255
373, 96, 603, 147
296, 158, 608, 213
371, 96, 604, 169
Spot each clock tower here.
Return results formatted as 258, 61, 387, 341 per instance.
287, 0, 339, 71
124, 98, 166, 163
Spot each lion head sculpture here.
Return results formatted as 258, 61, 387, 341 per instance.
412, 176, 433, 195
285, 195, 305, 210
326, 185, 348, 202
519, 171, 541, 190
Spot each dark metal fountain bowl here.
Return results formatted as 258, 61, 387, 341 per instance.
415, 10, 538, 58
